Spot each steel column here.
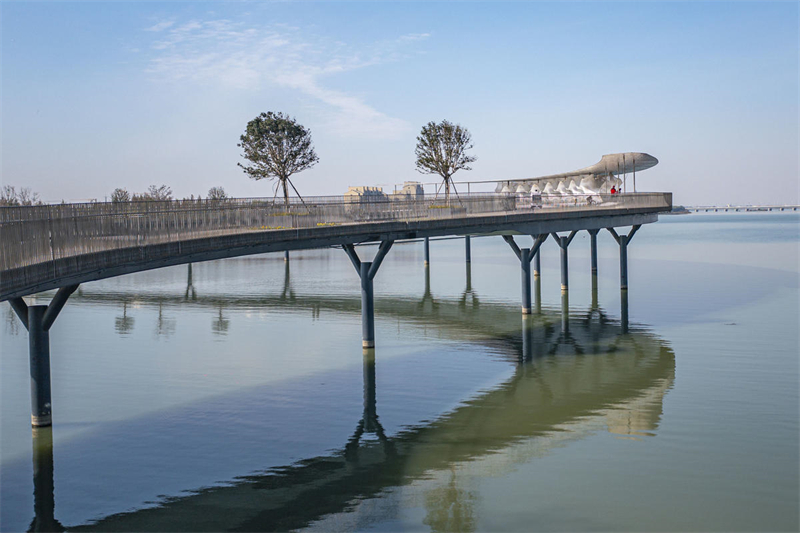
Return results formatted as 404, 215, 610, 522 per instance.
360, 262, 374, 348
619, 235, 628, 290
520, 248, 531, 314
28, 306, 52, 427
589, 229, 599, 275
284, 250, 289, 262
561, 292, 569, 332
551, 231, 577, 293
465, 236, 471, 263
343, 241, 394, 349
504, 234, 547, 315
8, 284, 78, 427
533, 248, 541, 278
607, 225, 640, 291
423, 237, 430, 266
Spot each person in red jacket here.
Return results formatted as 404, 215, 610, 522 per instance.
610, 186, 617, 194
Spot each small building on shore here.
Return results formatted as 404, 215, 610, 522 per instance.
344, 186, 389, 203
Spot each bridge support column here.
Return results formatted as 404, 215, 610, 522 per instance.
343, 241, 394, 349
8, 285, 79, 427
551, 231, 578, 292
607, 225, 641, 290
465, 236, 471, 263
284, 250, 289, 262
588, 229, 599, 276
423, 237, 430, 266
503, 234, 547, 314
533, 248, 541, 278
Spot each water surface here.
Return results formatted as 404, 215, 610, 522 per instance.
1, 212, 798, 531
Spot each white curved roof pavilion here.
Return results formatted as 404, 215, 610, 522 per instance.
496, 152, 658, 195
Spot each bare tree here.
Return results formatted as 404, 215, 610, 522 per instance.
414, 120, 477, 204
1, 185, 43, 206
145, 185, 172, 201
111, 188, 130, 203
237, 111, 318, 206
0, 185, 18, 206
207, 186, 227, 201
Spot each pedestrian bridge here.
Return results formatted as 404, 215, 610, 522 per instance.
1, 192, 670, 301
1, 191, 671, 427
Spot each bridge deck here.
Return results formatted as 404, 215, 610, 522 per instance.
0, 192, 671, 301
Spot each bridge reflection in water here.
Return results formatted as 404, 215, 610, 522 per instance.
26, 263, 674, 532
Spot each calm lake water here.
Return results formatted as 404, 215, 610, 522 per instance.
1, 213, 798, 532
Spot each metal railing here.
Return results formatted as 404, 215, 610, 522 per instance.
0, 192, 671, 272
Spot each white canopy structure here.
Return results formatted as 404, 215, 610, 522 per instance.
495, 152, 658, 195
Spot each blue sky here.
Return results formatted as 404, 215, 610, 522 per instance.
2, 1, 797, 205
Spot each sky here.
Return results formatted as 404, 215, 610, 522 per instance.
2, 1, 798, 206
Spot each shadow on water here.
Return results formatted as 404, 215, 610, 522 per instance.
22, 263, 673, 532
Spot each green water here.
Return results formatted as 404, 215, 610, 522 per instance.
1, 213, 798, 532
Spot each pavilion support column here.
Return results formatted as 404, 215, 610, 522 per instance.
551, 231, 578, 292
607, 225, 641, 291
8, 284, 79, 427
343, 241, 394, 349
503, 234, 547, 314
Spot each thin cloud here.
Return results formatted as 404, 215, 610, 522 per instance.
145, 20, 175, 32
144, 19, 428, 139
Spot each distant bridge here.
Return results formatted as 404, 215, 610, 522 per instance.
684, 204, 799, 213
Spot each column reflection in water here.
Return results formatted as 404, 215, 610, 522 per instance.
280, 260, 295, 302
418, 265, 436, 313
521, 315, 534, 363
345, 349, 394, 461
29, 426, 63, 533
460, 263, 479, 309
184, 263, 197, 301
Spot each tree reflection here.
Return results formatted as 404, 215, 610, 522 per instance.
211, 305, 229, 336
114, 302, 135, 335
154, 302, 176, 338
423, 468, 478, 533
